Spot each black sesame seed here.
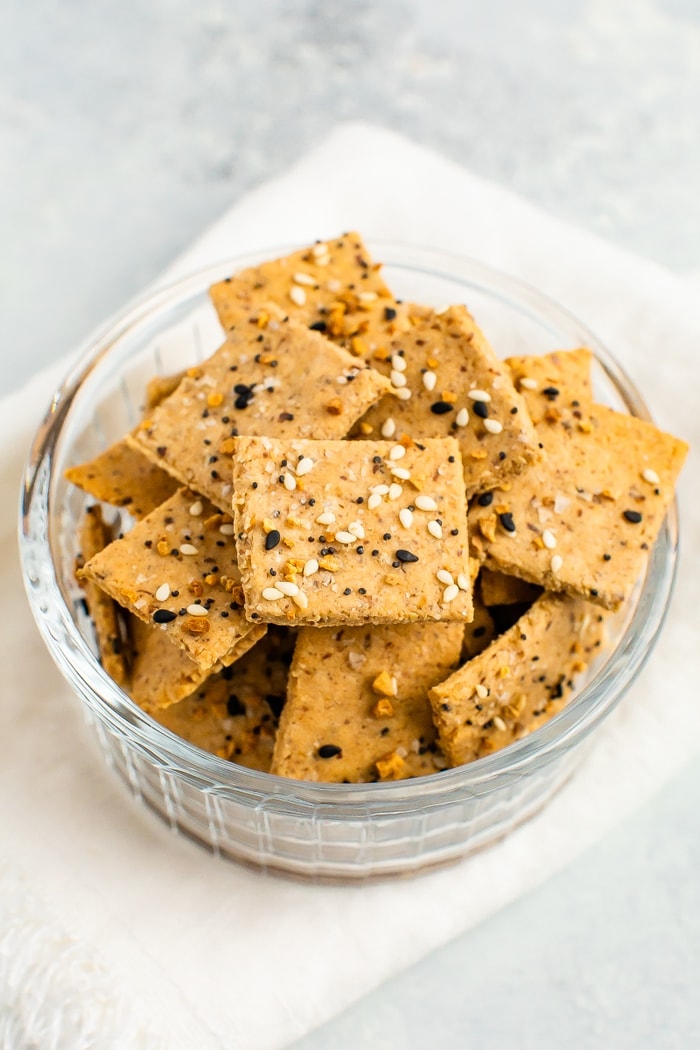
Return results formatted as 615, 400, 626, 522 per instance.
265, 529, 281, 550
358, 587, 366, 594
309, 320, 327, 332
499, 512, 516, 533
226, 694, 246, 717
623, 509, 643, 524
473, 401, 489, 419
396, 549, 419, 563
603, 553, 612, 561
384, 306, 397, 321
318, 744, 342, 759
430, 400, 453, 415
477, 491, 494, 507
343, 587, 352, 595
371, 549, 379, 556
450, 528, 459, 536
234, 395, 250, 410
383, 533, 391, 541
542, 386, 560, 400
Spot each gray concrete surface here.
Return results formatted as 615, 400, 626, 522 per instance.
2, 1, 699, 1047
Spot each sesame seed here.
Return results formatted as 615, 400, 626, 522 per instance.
428, 520, 442, 539
389, 444, 406, 460
367, 493, 383, 510
262, 586, 284, 601
422, 371, 437, 392
388, 483, 403, 501
283, 473, 297, 491
542, 529, 556, 549
293, 271, 316, 286
455, 407, 469, 427
265, 530, 281, 550
316, 511, 336, 525
179, 543, 199, 556
473, 401, 489, 419
484, 418, 503, 434
519, 377, 538, 390
358, 291, 378, 303
153, 609, 176, 624
642, 468, 660, 485
390, 466, 411, 480
371, 483, 390, 496
396, 549, 419, 563
396, 388, 412, 400
457, 573, 469, 591
155, 583, 171, 602
312, 242, 329, 259
443, 583, 459, 603
289, 285, 306, 307
296, 457, 314, 477
430, 401, 453, 415
415, 495, 438, 512
498, 512, 516, 533
348, 521, 365, 540
381, 418, 396, 438
219, 523, 235, 535
437, 569, 454, 586
623, 509, 643, 524
189, 500, 203, 516
551, 554, 564, 573
292, 590, 309, 609
186, 604, 209, 616
318, 744, 342, 759
475, 683, 488, 699
303, 558, 319, 576
468, 389, 491, 402
399, 508, 413, 528
391, 354, 407, 372
477, 491, 494, 506
390, 370, 407, 388
335, 531, 357, 544
275, 580, 299, 597
493, 716, 507, 732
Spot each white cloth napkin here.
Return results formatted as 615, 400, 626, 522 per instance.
1, 122, 699, 1050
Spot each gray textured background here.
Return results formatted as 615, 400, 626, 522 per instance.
2, 0, 699, 1047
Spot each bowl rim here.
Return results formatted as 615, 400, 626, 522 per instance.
19, 241, 679, 811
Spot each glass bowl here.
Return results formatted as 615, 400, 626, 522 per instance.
19, 244, 678, 881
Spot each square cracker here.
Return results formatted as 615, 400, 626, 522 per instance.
76, 505, 130, 687
128, 317, 392, 512
429, 594, 607, 766
149, 628, 294, 772
232, 435, 474, 627
479, 568, 542, 607
66, 440, 180, 520
506, 347, 594, 425
209, 232, 409, 357
79, 489, 264, 671
469, 351, 688, 609
356, 305, 540, 494
271, 621, 463, 782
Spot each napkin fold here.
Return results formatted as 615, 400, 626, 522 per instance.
1, 122, 699, 1050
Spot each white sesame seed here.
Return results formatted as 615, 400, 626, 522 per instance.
520, 377, 538, 390
468, 389, 491, 402
422, 370, 437, 392
391, 354, 407, 372
283, 473, 297, 491
455, 407, 469, 427
262, 587, 284, 601
189, 500, 203, 517
381, 418, 396, 438
155, 583, 170, 602
436, 569, 454, 586
389, 444, 406, 460
368, 493, 383, 510
642, 468, 660, 485
390, 370, 407, 388
219, 523, 235, 535
443, 583, 459, 603
335, 531, 357, 544
275, 580, 299, 597
179, 543, 199, 556
358, 291, 378, 303
186, 604, 208, 616
296, 457, 314, 476
542, 529, 557, 549
457, 573, 469, 592
390, 465, 411, 480
475, 683, 489, 699
388, 483, 403, 500
395, 388, 412, 401
312, 242, 329, 259
428, 520, 443, 539
292, 590, 309, 609
316, 511, 336, 525
415, 495, 438, 512
289, 285, 306, 307
399, 508, 413, 528
293, 271, 316, 286
304, 558, 319, 576
326, 278, 341, 292
371, 484, 390, 496
551, 554, 564, 574
348, 521, 365, 540
493, 716, 507, 732
484, 418, 504, 434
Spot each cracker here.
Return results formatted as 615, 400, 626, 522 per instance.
271, 621, 463, 782
128, 317, 392, 512
356, 305, 540, 494
469, 352, 688, 608
150, 628, 294, 771
232, 436, 474, 626
462, 595, 496, 661
479, 568, 542, 607
506, 347, 594, 425
79, 488, 264, 671
209, 232, 409, 356
76, 505, 130, 687
429, 594, 607, 766
66, 439, 180, 519
144, 370, 186, 410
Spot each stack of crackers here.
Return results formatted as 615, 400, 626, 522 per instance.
69, 234, 688, 783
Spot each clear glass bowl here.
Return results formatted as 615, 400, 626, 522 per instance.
19, 244, 678, 881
